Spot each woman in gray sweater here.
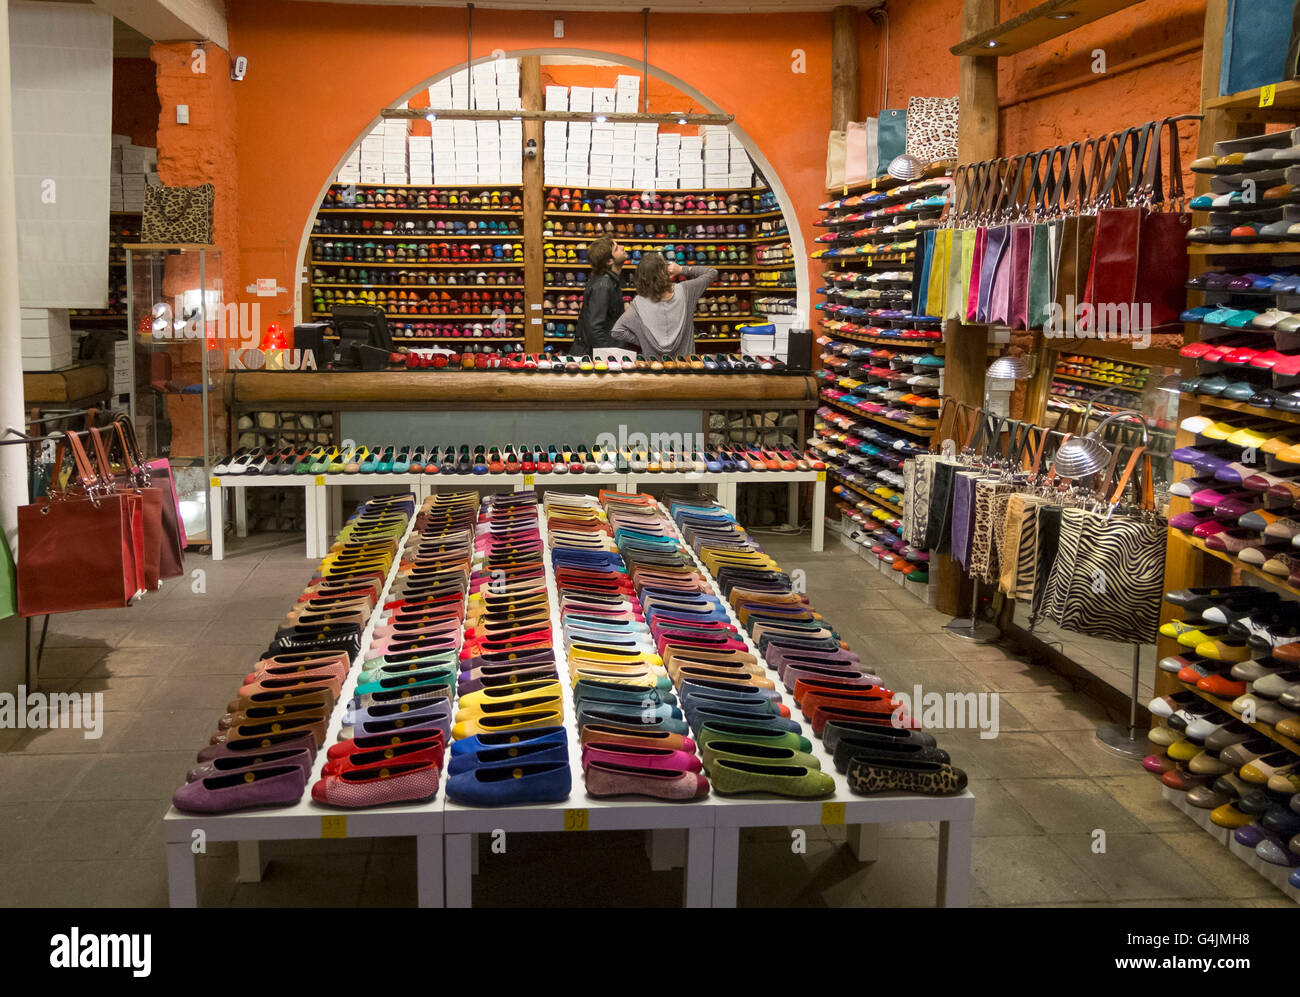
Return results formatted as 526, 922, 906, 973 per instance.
610, 252, 718, 357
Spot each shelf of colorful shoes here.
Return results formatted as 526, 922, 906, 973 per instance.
542, 261, 764, 270
329, 181, 523, 190
815, 253, 914, 267
1187, 242, 1300, 256
311, 233, 522, 241
1169, 677, 1300, 757
820, 326, 942, 350
314, 283, 527, 291
1052, 372, 1147, 393
1160, 786, 1300, 903
542, 284, 770, 293
317, 208, 523, 217
1179, 395, 1300, 427
310, 259, 522, 269
829, 470, 903, 514
1170, 529, 1300, 607
819, 393, 933, 438
564, 183, 772, 195
311, 311, 522, 320
543, 234, 778, 244
544, 210, 774, 221
544, 313, 761, 322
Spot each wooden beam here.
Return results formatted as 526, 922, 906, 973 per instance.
520, 55, 544, 356
830, 5, 860, 133
95, 0, 228, 48
950, 0, 1146, 58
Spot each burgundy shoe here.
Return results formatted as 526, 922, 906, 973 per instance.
172, 762, 308, 813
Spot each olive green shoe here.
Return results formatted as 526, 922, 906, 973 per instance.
709, 757, 836, 797
697, 720, 813, 754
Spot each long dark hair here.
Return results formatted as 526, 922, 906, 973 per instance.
634, 252, 672, 300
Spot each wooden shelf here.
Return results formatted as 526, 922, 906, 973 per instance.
820, 393, 932, 437
331, 181, 523, 190
543, 234, 782, 244
1188, 242, 1300, 256
950, 0, 1146, 57
545, 210, 775, 221
1170, 529, 1300, 600
1205, 79, 1300, 116
314, 283, 524, 290
543, 262, 761, 271
1053, 372, 1147, 392
550, 184, 770, 195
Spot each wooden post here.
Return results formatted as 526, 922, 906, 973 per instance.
521, 55, 544, 355
935, 0, 1001, 617
830, 6, 860, 132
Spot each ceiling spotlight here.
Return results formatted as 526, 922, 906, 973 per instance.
986, 355, 1031, 380
986, 40, 1002, 48
887, 153, 926, 180
1047, 11, 1077, 19
594, 114, 607, 123
425, 113, 437, 122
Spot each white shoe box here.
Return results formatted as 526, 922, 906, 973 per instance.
545, 86, 568, 110
593, 89, 616, 113
616, 92, 638, 113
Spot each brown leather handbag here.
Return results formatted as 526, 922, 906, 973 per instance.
111, 415, 185, 578
17, 431, 144, 617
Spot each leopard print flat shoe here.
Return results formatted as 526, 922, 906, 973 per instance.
846, 756, 968, 796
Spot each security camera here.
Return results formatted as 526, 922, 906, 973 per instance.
524, 138, 538, 160
231, 56, 248, 81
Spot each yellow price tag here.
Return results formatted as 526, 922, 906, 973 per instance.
841, 183, 848, 197
563, 808, 589, 831
821, 802, 846, 826
1260, 84, 1277, 107
209, 477, 220, 488
523, 473, 535, 487
315, 475, 326, 485
321, 815, 347, 838
816, 471, 827, 483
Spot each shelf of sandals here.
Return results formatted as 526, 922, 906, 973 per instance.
810, 169, 952, 585
1157, 121, 1300, 900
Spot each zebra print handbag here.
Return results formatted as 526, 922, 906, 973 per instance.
1039, 447, 1165, 643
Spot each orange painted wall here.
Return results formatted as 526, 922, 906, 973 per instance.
857, 0, 1206, 175
154, 0, 835, 332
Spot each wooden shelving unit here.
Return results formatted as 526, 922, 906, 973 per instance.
949, 0, 1146, 57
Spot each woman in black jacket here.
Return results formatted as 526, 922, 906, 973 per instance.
575, 234, 627, 353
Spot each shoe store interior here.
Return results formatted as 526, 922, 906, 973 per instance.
4, 0, 1300, 918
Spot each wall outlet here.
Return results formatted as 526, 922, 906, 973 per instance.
176, 104, 190, 124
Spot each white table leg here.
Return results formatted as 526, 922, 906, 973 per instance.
811, 477, 826, 553
236, 839, 266, 883
165, 841, 198, 908
416, 832, 444, 908
937, 817, 972, 908
647, 828, 686, 871
847, 824, 880, 863
787, 481, 800, 528
710, 824, 739, 908
208, 483, 224, 561
444, 833, 473, 908
626, 478, 639, 493
720, 480, 738, 516
233, 485, 248, 538
684, 826, 714, 908
316, 481, 329, 553
303, 483, 319, 559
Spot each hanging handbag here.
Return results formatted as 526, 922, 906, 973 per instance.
998, 153, 1042, 327
0, 528, 15, 622
905, 96, 959, 164
114, 414, 186, 572
86, 425, 164, 592
17, 432, 145, 617
1132, 115, 1197, 330
1039, 447, 1166, 643
141, 182, 216, 245
1082, 124, 1150, 329
914, 228, 936, 315
876, 109, 908, 177
926, 228, 952, 318
978, 157, 1022, 324
826, 131, 847, 190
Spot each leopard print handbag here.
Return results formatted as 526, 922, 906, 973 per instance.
905, 96, 959, 164
141, 183, 215, 245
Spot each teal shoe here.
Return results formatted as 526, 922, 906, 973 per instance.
376, 445, 395, 473
391, 447, 411, 474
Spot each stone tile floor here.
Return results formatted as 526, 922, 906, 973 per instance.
0, 529, 1291, 907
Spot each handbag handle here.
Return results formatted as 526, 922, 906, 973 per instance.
1028, 425, 1052, 475
976, 158, 1007, 225
1036, 145, 1069, 220
1154, 114, 1200, 209
991, 154, 1029, 224
1105, 444, 1152, 507
112, 414, 149, 480
1046, 433, 1074, 482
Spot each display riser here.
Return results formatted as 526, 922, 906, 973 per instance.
1161, 785, 1300, 904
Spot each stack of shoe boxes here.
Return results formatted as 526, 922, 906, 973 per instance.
592, 86, 615, 115
543, 120, 567, 186
472, 61, 498, 110
590, 120, 614, 187
703, 125, 730, 189
358, 130, 385, 185
496, 58, 522, 111
611, 122, 636, 188
499, 118, 523, 185
453, 120, 477, 185
678, 134, 704, 189
337, 148, 361, 184
381, 119, 409, 186
568, 121, 592, 187
545, 85, 568, 111
729, 132, 752, 188
476, 120, 500, 185
20, 308, 72, 372
657, 132, 680, 189
428, 75, 456, 109
634, 123, 657, 190
615, 74, 640, 113
408, 135, 432, 185
570, 85, 593, 115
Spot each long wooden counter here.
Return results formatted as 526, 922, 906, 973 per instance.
224, 370, 820, 411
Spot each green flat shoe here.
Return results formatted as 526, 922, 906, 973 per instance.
701, 740, 821, 774
708, 757, 836, 797
697, 721, 813, 754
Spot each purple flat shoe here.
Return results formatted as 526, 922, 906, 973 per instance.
1204, 272, 1236, 290
1213, 462, 1261, 485
1171, 509, 1220, 532
172, 762, 308, 814
186, 747, 315, 783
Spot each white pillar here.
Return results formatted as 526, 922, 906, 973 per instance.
0, 0, 30, 691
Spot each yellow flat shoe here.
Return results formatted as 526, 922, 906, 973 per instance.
1188, 750, 1232, 775
1194, 638, 1251, 662
1210, 803, 1253, 828
1224, 427, 1269, 448
1159, 619, 1202, 640
457, 681, 562, 711
452, 709, 564, 740
1167, 740, 1200, 762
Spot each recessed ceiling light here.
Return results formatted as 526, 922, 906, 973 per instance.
425, 113, 436, 122
1047, 11, 1077, 19
594, 114, 607, 123
986, 40, 1001, 48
